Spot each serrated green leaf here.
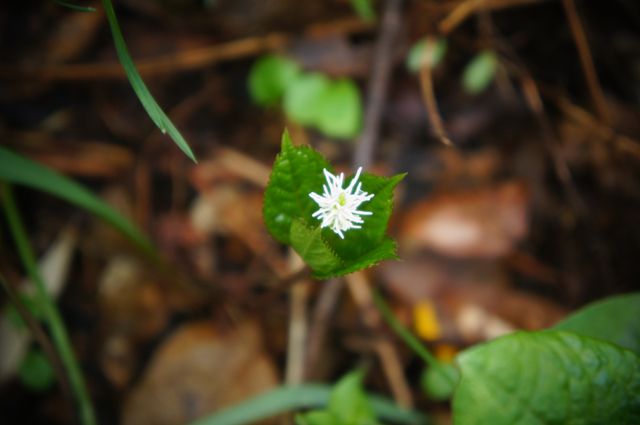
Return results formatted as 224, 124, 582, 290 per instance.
554, 292, 640, 355
322, 173, 404, 261
19, 349, 55, 392
315, 79, 362, 139
263, 131, 332, 244
453, 330, 640, 425
290, 219, 342, 275
315, 237, 397, 280
329, 371, 378, 425
462, 50, 498, 95
249, 55, 300, 106
284, 73, 332, 126
0, 146, 154, 254
263, 131, 404, 278
102, 0, 196, 162
406, 38, 447, 73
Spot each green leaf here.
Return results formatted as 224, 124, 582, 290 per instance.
421, 362, 459, 401
554, 292, 640, 355
453, 330, 640, 425
328, 371, 378, 425
101, 0, 196, 162
406, 38, 447, 73
249, 55, 300, 106
54, 0, 97, 12
462, 50, 498, 95
315, 79, 363, 139
284, 73, 332, 126
350, 0, 376, 22
315, 237, 397, 280
290, 219, 341, 275
322, 173, 404, 262
19, 349, 55, 392
263, 130, 332, 244
0, 146, 154, 254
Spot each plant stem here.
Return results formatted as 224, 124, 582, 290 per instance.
1, 184, 97, 425
372, 289, 440, 369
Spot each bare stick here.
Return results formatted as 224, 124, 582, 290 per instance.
419, 63, 454, 147
285, 280, 311, 386
354, 0, 404, 169
561, 0, 610, 124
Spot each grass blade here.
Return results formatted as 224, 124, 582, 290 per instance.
190, 384, 426, 425
101, 0, 197, 163
0, 146, 154, 254
53, 0, 97, 12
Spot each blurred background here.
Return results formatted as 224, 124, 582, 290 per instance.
1, 0, 640, 424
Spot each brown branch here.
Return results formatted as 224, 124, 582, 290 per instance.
418, 62, 454, 147
0, 18, 373, 81
561, 0, 610, 124
439, 0, 552, 35
354, 0, 404, 169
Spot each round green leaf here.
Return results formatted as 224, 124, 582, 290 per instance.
421, 363, 459, 401
406, 38, 447, 73
19, 349, 55, 392
284, 73, 332, 126
453, 330, 640, 425
462, 50, 498, 95
249, 55, 300, 106
315, 79, 363, 139
554, 292, 640, 355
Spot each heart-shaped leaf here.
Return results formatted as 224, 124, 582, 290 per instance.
553, 292, 640, 355
453, 330, 640, 425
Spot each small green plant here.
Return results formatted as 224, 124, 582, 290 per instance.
249, 56, 363, 139
296, 371, 379, 425
263, 130, 404, 278
406, 37, 447, 73
462, 50, 498, 95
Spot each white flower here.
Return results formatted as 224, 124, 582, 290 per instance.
309, 167, 374, 239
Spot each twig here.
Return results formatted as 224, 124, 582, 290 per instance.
345, 272, 414, 409
0, 18, 373, 81
439, 0, 551, 35
418, 62, 454, 147
561, 0, 610, 124
304, 278, 343, 380
354, 0, 404, 169
285, 280, 311, 386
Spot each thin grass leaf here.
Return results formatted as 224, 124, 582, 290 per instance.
0, 146, 154, 254
53, 0, 97, 12
101, 0, 197, 162
189, 384, 426, 425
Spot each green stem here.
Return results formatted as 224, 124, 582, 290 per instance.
1, 184, 97, 425
372, 289, 440, 368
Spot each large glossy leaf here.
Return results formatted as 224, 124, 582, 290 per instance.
453, 330, 640, 425
0, 146, 153, 253
554, 292, 640, 355
290, 219, 341, 275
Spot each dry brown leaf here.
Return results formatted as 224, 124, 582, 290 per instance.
401, 181, 529, 258
122, 321, 278, 425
